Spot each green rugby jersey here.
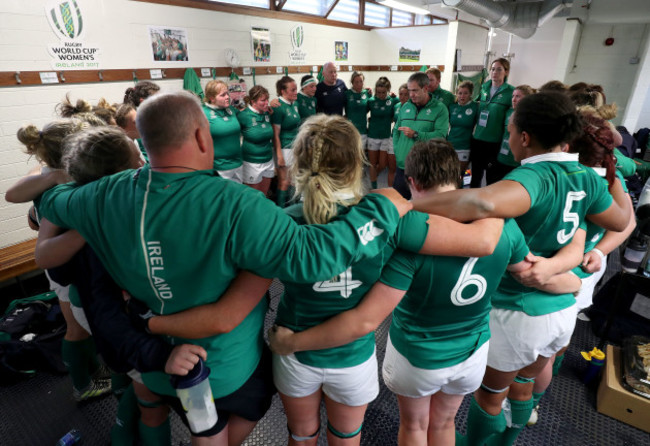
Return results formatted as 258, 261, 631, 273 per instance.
36, 166, 401, 399
271, 98, 301, 148
431, 86, 455, 108
368, 96, 399, 139
381, 218, 528, 369
202, 104, 242, 171
494, 152, 613, 315
238, 106, 273, 163
276, 207, 429, 368
614, 148, 636, 177
345, 89, 370, 135
447, 102, 479, 153
473, 81, 514, 143
135, 139, 149, 163
496, 108, 519, 167
297, 92, 317, 123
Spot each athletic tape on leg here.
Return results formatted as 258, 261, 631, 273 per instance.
288, 424, 320, 442
481, 383, 509, 394
327, 421, 362, 439
514, 375, 535, 384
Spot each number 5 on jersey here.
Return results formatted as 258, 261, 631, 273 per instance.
557, 191, 587, 244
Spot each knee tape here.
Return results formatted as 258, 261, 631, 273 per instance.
136, 397, 164, 409
327, 421, 362, 439
514, 375, 535, 385
480, 383, 509, 394
288, 424, 320, 442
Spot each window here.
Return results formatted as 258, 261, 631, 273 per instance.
364, 2, 389, 27
391, 9, 412, 27
414, 14, 430, 25
282, 0, 334, 16
328, 0, 359, 23
208, 0, 269, 7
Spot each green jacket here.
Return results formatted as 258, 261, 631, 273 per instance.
392, 97, 449, 169
431, 86, 455, 108
473, 81, 514, 143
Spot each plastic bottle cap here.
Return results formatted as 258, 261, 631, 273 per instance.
170, 358, 210, 390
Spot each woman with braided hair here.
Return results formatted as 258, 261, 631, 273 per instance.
270, 114, 506, 446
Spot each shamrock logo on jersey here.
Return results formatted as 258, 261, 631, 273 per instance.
386, 100, 392, 106
465, 108, 473, 115
362, 94, 366, 100
426, 109, 432, 115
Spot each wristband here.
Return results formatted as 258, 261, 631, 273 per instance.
591, 248, 606, 260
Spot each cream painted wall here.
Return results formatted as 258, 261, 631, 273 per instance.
0, 0, 450, 249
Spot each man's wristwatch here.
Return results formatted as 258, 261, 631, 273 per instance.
413, 131, 419, 140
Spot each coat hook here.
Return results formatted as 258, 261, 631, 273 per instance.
98, 71, 104, 81
162, 69, 167, 78
59, 72, 66, 82
15, 71, 21, 84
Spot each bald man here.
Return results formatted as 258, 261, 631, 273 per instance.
37, 91, 409, 445
315, 62, 348, 115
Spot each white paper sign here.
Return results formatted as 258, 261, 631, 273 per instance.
39, 72, 59, 84
276, 66, 284, 74
243, 67, 252, 75
150, 69, 163, 79
201, 68, 211, 77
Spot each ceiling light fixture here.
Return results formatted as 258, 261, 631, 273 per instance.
377, 0, 431, 16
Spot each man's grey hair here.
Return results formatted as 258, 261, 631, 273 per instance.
408, 72, 429, 89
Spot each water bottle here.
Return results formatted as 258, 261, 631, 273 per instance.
581, 347, 606, 384
170, 358, 218, 434
621, 237, 647, 273
56, 429, 81, 446
637, 177, 650, 208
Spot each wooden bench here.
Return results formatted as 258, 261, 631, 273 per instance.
0, 238, 39, 283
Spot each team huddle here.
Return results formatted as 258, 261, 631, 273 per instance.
5, 59, 637, 446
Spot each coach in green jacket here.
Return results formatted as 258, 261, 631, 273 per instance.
392, 72, 449, 199
470, 58, 514, 187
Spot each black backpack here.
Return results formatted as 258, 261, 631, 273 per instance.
0, 292, 67, 383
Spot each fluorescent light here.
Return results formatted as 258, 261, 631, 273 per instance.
377, 0, 431, 16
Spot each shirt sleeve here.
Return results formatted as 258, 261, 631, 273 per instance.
394, 211, 429, 253
503, 166, 539, 208
504, 219, 529, 265
379, 250, 417, 291
229, 190, 401, 283
271, 106, 284, 125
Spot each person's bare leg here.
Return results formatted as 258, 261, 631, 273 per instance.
323, 394, 368, 446
280, 390, 322, 446
427, 392, 464, 446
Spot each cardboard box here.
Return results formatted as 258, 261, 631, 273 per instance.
597, 345, 650, 433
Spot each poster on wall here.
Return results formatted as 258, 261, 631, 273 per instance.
335, 41, 348, 61
251, 27, 271, 62
45, 0, 102, 70
288, 25, 307, 65
149, 26, 189, 61
399, 43, 421, 62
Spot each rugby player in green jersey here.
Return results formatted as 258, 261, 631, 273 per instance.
410, 92, 631, 446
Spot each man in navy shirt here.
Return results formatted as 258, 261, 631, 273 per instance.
316, 62, 348, 115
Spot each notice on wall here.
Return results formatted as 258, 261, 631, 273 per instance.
45, 0, 101, 70
149, 26, 189, 62
251, 27, 271, 62
399, 43, 421, 62
335, 41, 348, 61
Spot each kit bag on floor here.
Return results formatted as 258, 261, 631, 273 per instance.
0, 291, 67, 383
588, 272, 650, 344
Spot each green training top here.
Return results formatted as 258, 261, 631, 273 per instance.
368, 96, 399, 139
238, 106, 274, 163
431, 86, 455, 108
447, 101, 479, 153
276, 207, 429, 368
496, 108, 519, 167
392, 97, 450, 169
614, 148, 637, 177
345, 89, 370, 135
36, 166, 401, 399
297, 92, 317, 123
202, 103, 242, 171
135, 139, 148, 163
271, 98, 301, 149
381, 218, 528, 369
473, 81, 514, 143
493, 152, 614, 316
